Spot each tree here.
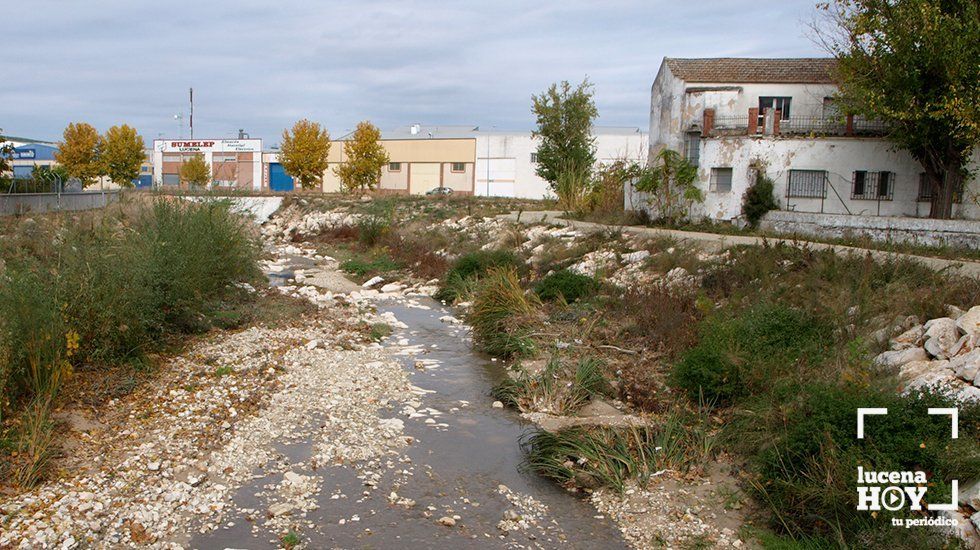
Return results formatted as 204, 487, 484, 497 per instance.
816, 0, 980, 219
334, 121, 389, 193
100, 125, 145, 187
179, 153, 210, 187
0, 129, 13, 177
532, 78, 598, 188
633, 149, 703, 224
55, 122, 101, 187
280, 119, 331, 190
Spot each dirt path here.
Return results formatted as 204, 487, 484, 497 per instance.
499, 211, 980, 278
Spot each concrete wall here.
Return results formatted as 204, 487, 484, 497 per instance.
760, 210, 980, 249
0, 190, 120, 216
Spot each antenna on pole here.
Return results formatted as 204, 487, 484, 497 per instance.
189, 87, 194, 139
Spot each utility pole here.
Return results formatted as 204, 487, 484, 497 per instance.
189, 87, 194, 139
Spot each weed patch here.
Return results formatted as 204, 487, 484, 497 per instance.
468, 267, 540, 358
435, 249, 523, 303
492, 357, 611, 415
533, 269, 599, 303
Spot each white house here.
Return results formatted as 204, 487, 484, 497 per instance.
474, 127, 648, 199
633, 57, 979, 222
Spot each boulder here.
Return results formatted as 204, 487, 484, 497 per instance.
946, 304, 966, 320
904, 369, 957, 394
622, 250, 650, 264
951, 349, 980, 382
898, 359, 948, 383
940, 509, 980, 548
923, 318, 961, 359
874, 347, 928, 369
960, 479, 980, 510
576, 399, 623, 418
957, 306, 980, 338
889, 325, 925, 350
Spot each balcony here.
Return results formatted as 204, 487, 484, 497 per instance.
702, 108, 887, 138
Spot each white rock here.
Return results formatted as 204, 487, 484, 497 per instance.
362, 276, 384, 288
874, 347, 928, 369
898, 360, 949, 383
951, 349, 980, 382
147, 461, 161, 472
957, 306, 980, 338
958, 386, 980, 403
438, 516, 456, 527
380, 283, 405, 293
923, 318, 961, 359
268, 502, 294, 517
305, 339, 320, 350
491, 401, 504, 409
622, 250, 650, 264
889, 325, 925, 350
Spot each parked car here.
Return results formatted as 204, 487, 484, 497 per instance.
425, 187, 454, 196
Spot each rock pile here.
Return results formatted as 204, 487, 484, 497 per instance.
874, 305, 980, 404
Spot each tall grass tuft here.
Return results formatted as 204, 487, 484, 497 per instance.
492, 357, 611, 415
522, 413, 716, 493
435, 249, 523, 304
468, 266, 539, 358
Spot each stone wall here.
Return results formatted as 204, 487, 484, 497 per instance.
760, 210, 980, 249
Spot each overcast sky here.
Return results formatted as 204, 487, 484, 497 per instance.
2, 0, 826, 144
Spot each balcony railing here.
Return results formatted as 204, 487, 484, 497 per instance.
702, 108, 888, 138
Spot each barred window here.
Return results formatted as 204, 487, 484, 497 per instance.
786, 170, 826, 198
852, 171, 893, 200
530, 152, 538, 163
709, 167, 732, 193
685, 132, 700, 167
451, 162, 466, 172
388, 162, 401, 172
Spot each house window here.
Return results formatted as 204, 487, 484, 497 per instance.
709, 167, 733, 193
786, 170, 827, 198
530, 152, 538, 163
918, 172, 963, 203
388, 162, 401, 172
685, 132, 700, 167
852, 171, 893, 200
759, 96, 792, 119
451, 162, 466, 173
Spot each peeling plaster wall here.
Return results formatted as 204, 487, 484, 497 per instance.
692, 137, 979, 221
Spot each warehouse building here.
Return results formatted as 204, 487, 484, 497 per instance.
152, 138, 262, 189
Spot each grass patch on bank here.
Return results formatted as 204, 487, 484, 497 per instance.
533, 269, 599, 303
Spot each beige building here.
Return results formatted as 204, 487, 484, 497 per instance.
264, 126, 477, 194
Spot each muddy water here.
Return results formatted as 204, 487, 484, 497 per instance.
192, 267, 626, 548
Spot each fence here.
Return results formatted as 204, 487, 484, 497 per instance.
0, 190, 120, 216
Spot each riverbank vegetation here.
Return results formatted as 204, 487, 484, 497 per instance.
0, 196, 262, 488
282, 194, 980, 547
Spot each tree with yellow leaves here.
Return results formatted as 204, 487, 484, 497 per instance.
335, 121, 389, 193
55, 122, 101, 187
279, 119, 331, 190
100, 125, 145, 187
179, 153, 210, 187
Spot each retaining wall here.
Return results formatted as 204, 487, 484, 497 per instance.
0, 191, 120, 216
760, 210, 980, 249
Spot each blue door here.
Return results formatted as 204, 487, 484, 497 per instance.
135, 175, 153, 188
269, 163, 294, 192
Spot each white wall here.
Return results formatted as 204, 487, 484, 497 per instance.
692, 137, 979, 221
475, 132, 648, 199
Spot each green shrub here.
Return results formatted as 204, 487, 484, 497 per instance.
742, 172, 779, 228
468, 267, 539, 357
670, 303, 830, 404
533, 269, 599, 303
749, 383, 980, 543
434, 249, 523, 303
357, 213, 391, 247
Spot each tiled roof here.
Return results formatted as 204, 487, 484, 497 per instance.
664, 57, 836, 84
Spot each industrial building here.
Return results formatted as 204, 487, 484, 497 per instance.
152, 138, 263, 189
